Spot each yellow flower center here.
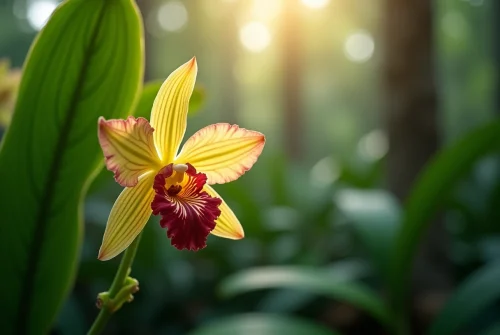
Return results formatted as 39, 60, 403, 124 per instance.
165, 164, 188, 196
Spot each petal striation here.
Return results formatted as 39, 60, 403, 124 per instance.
98, 116, 160, 187
98, 173, 155, 261
150, 57, 197, 163
176, 123, 265, 185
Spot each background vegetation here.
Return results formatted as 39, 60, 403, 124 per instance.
0, 0, 499, 334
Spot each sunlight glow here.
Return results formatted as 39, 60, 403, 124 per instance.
239, 21, 271, 53
157, 1, 188, 32
251, 0, 282, 21
301, 0, 330, 9
344, 31, 375, 63
27, 0, 57, 30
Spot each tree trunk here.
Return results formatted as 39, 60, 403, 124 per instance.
383, 0, 450, 333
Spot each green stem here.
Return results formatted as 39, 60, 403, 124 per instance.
87, 233, 142, 335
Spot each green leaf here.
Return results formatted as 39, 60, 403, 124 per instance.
427, 262, 500, 335
0, 0, 143, 332
478, 323, 500, 335
219, 266, 392, 328
389, 121, 500, 309
336, 189, 400, 282
133, 81, 206, 119
188, 313, 338, 335
257, 260, 371, 313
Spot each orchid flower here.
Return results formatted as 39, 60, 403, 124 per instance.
97, 58, 265, 260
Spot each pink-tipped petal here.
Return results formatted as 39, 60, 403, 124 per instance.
175, 123, 265, 185
98, 116, 160, 187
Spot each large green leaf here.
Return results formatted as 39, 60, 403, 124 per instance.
188, 313, 338, 335
0, 0, 143, 332
427, 262, 500, 335
219, 266, 392, 329
389, 121, 500, 309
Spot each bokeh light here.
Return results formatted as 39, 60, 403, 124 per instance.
301, 0, 330, 9
344, 31, 375, 63
357, 129, 388, 161
310, 156, 339, 188
27, 0, 58, 31
157, 1, 188, 32
442, 11, 468, 40
239, 21, 271, 53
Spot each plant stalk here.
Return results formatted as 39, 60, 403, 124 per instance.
87, 233, 142, 335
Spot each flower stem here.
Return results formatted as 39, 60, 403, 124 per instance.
87, 233, 142, 335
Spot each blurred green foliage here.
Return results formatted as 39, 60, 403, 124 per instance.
429, 261, 500, 335
215, 121, 500, 335
187, 314, 338, 335
390, 121, 500, 308
219, 266, 393, 328
0, 0, 499, 334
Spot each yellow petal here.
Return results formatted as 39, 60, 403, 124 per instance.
204, 185, 244, 239
98, 116, 160, 187
150, 57, 197, 163
98, 174, 155, 261
175, 123, 265, 185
